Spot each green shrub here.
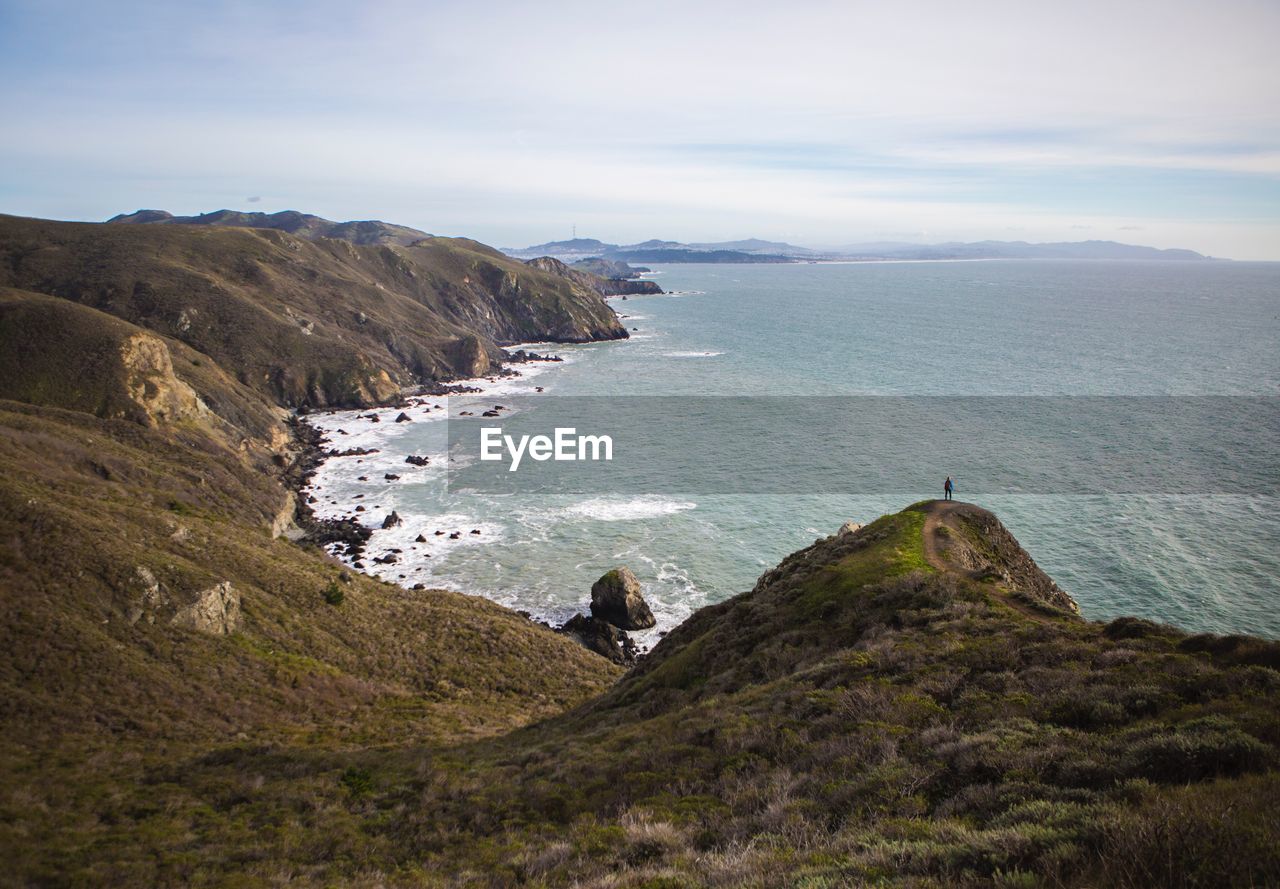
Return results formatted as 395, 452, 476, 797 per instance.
339, 766, 374, 797
322, 580, 345, 606
1120, 717, 1271, 783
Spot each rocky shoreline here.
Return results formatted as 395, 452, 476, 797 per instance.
286, 348, 566, 560
283, 346, 655, 663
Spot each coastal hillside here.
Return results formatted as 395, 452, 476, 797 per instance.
3, 486, 1276, 884
373, 501, 1277, 886
525, 256, 663, 297
0, 214, 626, 409
0, 217, 1274, 886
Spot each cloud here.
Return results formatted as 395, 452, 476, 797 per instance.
0, 0, 1278, 257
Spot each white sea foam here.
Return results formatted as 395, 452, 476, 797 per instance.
562, 497, 697, 522
663, 350, 724, 358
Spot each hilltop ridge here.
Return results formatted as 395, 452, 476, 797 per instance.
108, 208, 434, 247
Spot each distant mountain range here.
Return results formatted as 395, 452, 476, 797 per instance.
503, 236, 1212, 263
108, 213, 1211, 263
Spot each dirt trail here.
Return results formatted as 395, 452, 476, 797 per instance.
914, 499, 1068, 622
916, 499, 978, 576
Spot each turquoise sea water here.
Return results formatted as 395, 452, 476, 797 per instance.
307, 260, 1280, 643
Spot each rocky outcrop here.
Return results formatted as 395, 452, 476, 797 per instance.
170, 581, 241, 635
590, 567, 656, 630
599, 278, 663, 296
119, 332, 207, 426
525, 255, 663, 298
126, 567, 241, 635
838, 521, 863, 537
559, 614, 638, 666
927, 502, 1079, 613
270, 491, 298, 539
447, 335, 494, 378
125, 566, 168, 625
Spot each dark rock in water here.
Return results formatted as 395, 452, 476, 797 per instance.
415, 534, 428, 543
367, 414, 381, 423
303, 516, 373, 560
434, 530, 445, 536
373, 553, 398, 565
559, 613, 638, 666
405, 455, 430, 466
535, 386, 544, 392
449, 531, 460, 539
352, 561, 365, 569
307, 495, 318, 504
481, 410, 500, 417
354, 505, 365, 512
412, 583, 426, 590
357, 476, 368, 481
384, 473, 400, 481
470, 529, 481, 535
395, 412, 412, 423
381, 511, 402, 529
328, 446, 379, 457
591, 567, 656, 630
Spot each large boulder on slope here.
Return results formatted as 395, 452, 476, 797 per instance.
590, 567, 656, 630
170, 581, 241, 635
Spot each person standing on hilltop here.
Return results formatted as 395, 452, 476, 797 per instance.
944, 476, 954, 501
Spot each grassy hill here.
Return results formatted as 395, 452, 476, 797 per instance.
0, 214, 625, 409
2, 493, 1276, 886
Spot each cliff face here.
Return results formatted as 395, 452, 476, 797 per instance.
0, 214, 626, 409
525, 255, 664, 298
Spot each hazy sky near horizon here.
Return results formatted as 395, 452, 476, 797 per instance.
2, 0, 1278, 258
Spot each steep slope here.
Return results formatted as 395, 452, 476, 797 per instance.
0, 288, 282, 446
0, 214, 625, 408
0, 398, 620, 744
0, 393, 623, 881
0, 215, 627, 882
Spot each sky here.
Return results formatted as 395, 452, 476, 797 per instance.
1, 0, 1279, 258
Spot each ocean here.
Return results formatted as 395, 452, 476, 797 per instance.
305, 259, 1280, 645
